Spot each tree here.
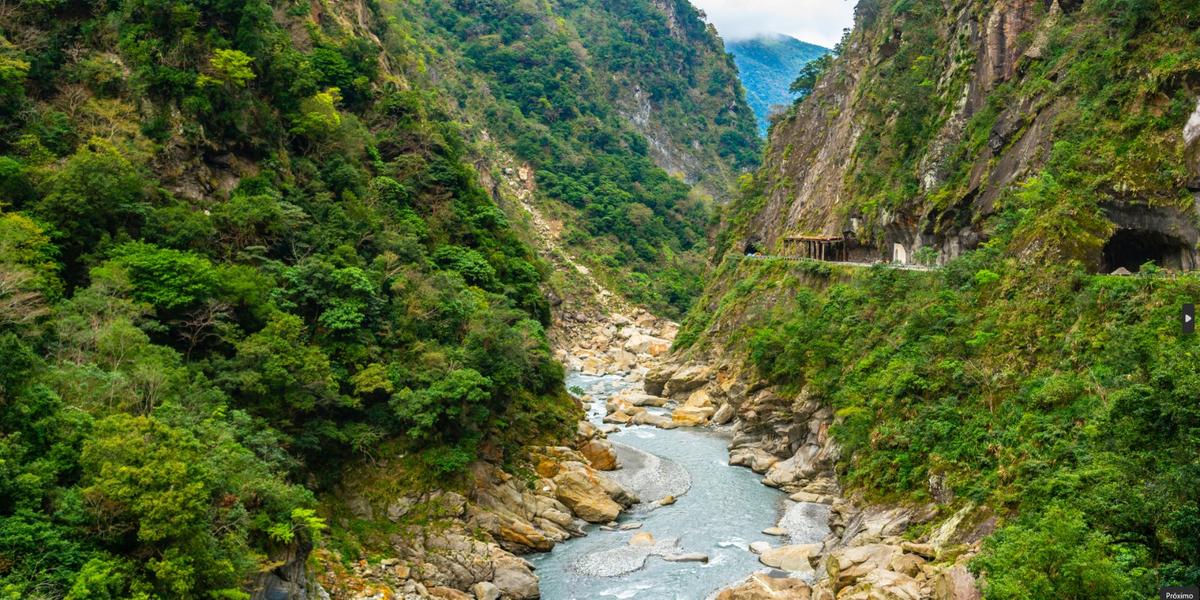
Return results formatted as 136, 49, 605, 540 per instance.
34, 139, 149, 281
108, 242, 217, 313
203, 49, 255, 87
291, 87, 343, 139
972, 504, 1133, 600
433, 245, 499, 289
226, 312, 340, 419
0, 265, 48, 329
391, 368, 492, 444
80, 414, 211, 569
789, 54, 833, 97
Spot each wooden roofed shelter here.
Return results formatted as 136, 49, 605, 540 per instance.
782, 234, 848, 261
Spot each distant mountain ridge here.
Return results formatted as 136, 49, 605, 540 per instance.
727, 34, 829, 136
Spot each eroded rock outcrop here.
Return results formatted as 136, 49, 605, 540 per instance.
319, 415, 637, 598
717, 573, 814, 600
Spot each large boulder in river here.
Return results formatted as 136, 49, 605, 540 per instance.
643, 364, 676, 396
551, 464, 622, 523
631, 411, 677, 429
763, 443, 828, 489
729, 447, 781, 473
578, 438, 618, 471
603, 408, 636, 425
759, 544, 821, 573
715, 573, 812, 600
712, 402, 735, 425
490, 551, 539, 600
625, 332, 671, 356
576, 420, 601, 441
613, 390, 669, 407
663, 364, 711, 397
683, 388, 714, 409
629, 531, 656, 546
826, 544, 902, 590
671, 405, 714, 427
606, 347, 639, 372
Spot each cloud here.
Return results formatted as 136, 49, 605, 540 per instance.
689, 0, 856, 48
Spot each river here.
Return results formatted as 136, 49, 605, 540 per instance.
529, 373, 831, 600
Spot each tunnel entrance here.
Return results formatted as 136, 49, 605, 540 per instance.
1101, 229, 1189, 273
744, 241, 761, 255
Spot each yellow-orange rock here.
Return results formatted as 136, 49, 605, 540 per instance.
578, 439, 618, 471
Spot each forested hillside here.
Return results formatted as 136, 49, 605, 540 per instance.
0, 1, 585, 597
0, 0, 760, 595
727, 34, 829, 136
680, 0, 1200, 597
388, 0, 759, 317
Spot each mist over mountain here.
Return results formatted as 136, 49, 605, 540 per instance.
726, 33, 829, 136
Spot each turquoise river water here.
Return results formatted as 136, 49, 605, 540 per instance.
528, 373, 830, 600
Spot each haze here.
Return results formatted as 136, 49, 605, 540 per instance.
691, 0, 856, 48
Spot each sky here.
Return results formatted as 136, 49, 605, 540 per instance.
689, 0, 856, 48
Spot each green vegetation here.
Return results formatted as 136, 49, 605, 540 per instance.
0, 0, 578, 596
681, 231, 1199, 596
693, 2, 1200, 596
387, 0, 759, 317
787, 53, 834, 98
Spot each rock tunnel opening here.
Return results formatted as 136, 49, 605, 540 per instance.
1101, 228, 1190, 273
744, 241, 760, 255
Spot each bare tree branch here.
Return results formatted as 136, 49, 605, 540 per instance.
0, 266, 48, 328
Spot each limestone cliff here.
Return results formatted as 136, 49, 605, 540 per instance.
737, 0, 1200, 272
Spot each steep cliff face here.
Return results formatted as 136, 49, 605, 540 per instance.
673, 2, 1200, 597
740, 0, 1200, 271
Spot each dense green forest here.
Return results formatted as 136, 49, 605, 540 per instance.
0, 1, 583, 597
681, 250, 1200, 598
386, 0, 759, 317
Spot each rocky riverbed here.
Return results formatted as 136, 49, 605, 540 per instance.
635, 352, 989, 600
529, 372, 826, 600
312, 304, 987, 600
